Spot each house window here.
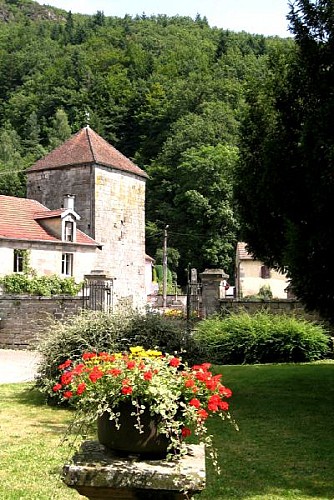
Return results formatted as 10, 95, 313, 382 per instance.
13, 249, 26, 273
61, 253, 73, 276
64, 221, 74, 242
260, 265, 271, 279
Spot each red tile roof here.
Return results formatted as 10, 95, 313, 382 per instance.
236, 242, 253, 260
27, 127, 148, 178
0, 195, 99, 246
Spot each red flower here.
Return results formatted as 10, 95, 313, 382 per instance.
121, 386, 133, 395
107, 368, 122, 377
58, 359, 72, 370
185, 379, 195, 388
207, 394, 222, 412
197, 409, 209, 421
82, 352, 97, 360
89, 368, 104, 383
192, 362, 211, 371
219, 386, 232, 398
219, 401, 229, 411
189, 398, 201, 409
60, 371, 73, 385
143, 370, 153, 380
205, 379, 218, 391
52, 383, 62, 392
127, 361, 136, 369
98, 352, 114, 362
63, 390, 73, 399
195, 371, 210, 382
181, 427, 192, 438
169, 357, 181, 368
76, 383, 86, 395
72, 363, 85, 375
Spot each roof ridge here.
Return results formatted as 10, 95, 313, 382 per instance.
86, 126, 97, 163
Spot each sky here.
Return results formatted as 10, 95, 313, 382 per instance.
37, 0, 293, 38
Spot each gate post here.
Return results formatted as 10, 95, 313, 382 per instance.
199, 269, 229, 318
83, 270, 115, 312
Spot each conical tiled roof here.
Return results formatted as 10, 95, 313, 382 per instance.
27, 127, 148, 178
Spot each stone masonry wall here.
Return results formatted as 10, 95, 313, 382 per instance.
219, 299, 323, 322
0, 295, 83, 349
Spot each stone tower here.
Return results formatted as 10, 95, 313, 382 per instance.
26, 126, 148, 310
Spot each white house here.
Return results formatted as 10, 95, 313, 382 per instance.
235, 242, 289, 299
0, 194, 101, 284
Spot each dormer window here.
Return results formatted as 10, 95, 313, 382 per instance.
65, 221, 74, 242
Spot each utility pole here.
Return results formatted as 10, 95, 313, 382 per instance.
162, 225, 169, 308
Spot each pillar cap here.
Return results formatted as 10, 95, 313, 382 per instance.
199, 268, 229, 279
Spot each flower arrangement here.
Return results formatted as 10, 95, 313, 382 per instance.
53, 346, 237, 467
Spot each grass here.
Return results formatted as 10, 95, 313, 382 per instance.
0, 362, 333, 499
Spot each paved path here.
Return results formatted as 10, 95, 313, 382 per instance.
0, 349, 41, 383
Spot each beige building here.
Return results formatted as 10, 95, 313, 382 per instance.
27, 126, 148, 310
0, 195, 100, 283
235, 242, 289, 299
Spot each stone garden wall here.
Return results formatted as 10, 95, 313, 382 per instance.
219, 298, 323, 322
0, 295, 83, 349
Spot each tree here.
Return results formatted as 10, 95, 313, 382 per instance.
147, 144, 239, 283
0, 122, 26, 197
47, 108, 72, 150
235, 0, 334, 320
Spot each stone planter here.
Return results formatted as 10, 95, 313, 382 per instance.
97, 402, 170, 458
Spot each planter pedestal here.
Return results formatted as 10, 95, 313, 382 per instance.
62, 440, 206, 499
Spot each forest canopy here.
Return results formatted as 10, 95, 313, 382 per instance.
0, 0, 294, 284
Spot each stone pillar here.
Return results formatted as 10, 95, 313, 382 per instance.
84, 270, 115, 312
200, 268, 229, 318
62, 441, 206, 499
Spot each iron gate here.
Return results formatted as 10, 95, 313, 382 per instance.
82, 279, 114, 312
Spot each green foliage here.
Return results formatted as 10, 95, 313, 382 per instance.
236, 1, 334, 320
193, 312, 331, 364
0, 6, 293, 285
35, 310, 198, 403
0, 273, 81, 296
244, 284, 274, 301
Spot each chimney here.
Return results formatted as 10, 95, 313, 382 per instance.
63, 194, 75, 211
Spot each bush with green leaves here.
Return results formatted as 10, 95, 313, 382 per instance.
35, 309, 199, 403
0, 273, 81, 296
193, 311, 331, 364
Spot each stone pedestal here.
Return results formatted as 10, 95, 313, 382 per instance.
200, 268, 229, 318
62, 441, 206, 499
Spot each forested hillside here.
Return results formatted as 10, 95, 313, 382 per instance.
0, 0, 294, 283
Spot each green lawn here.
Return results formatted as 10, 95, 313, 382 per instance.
0, 362, 333, 499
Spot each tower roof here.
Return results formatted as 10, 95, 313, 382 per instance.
27, 127, 148, 178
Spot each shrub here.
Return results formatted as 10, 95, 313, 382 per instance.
0, 273, 81, 296
35, 310, 199, 403
193, 311, 331, 364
